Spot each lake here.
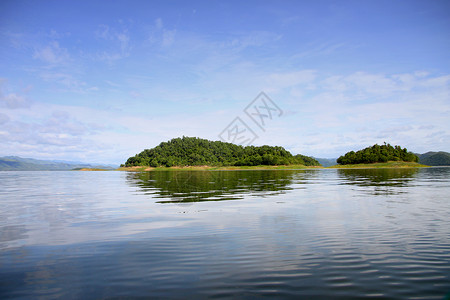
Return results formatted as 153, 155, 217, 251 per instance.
0, 168, 449, 299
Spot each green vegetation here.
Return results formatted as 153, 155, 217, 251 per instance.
337, 143, 419, 165
118, 164, 313, 171
294, 154, 321, 166
123, 136, 320, 167
418, 151, 450, 166
73, 168, 111, 171
330, 161, 428, 169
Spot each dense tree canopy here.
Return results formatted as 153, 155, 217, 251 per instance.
124, 137, 320, 167
337, 143, 419, 165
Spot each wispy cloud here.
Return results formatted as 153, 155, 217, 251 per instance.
95, 24, 131, 62
162, 29, 176, 47
0, 113, 9, 125
40, 72, 82, 87
9, 29, 99, 93
33, 41, 70, 65
292, 40, 348, 60
148, 18, 176, 47
265, 70, 317, 92
0, 79, 31, 109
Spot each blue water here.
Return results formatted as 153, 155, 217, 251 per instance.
1, 168, 449, 299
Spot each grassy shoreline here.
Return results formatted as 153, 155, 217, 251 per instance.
328, 161, 429, 169
116, 164, 322, 171
80, 161, 429, 172
74, 168, 111, 171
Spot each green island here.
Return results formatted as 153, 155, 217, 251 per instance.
337, 143, 419, 164
120, 136, 320, 171
116, 137, 430, 171
334, 143, 427, 168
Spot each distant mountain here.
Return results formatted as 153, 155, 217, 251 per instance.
418, 151, 450, 166
0, 156, 117, 171
315, 158, 337, 168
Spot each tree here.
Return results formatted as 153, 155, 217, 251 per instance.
337, 143, 419, 165
124, 136, 321, 167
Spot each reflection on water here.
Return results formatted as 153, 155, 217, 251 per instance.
337, 168, 419, 195
338, 168, 419, 186
335, 167, 450, 199
0, 168, 449, 299
127, 170, 298, 202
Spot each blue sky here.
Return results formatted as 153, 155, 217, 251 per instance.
1, 0, 449, 164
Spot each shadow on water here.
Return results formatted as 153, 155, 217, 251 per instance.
126, 170, 300, 203
337, 168, 419, 195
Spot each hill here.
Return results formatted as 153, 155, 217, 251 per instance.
0, 156, 116, 171
315, 158, 337, 167
124, 136, 321, 167
337, 143, 419, 165
418, 151, 450, 166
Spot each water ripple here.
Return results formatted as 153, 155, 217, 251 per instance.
1, 168, 450, 299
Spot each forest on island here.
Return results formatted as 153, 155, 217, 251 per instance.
337, 143, 419, 165
124, 137, 320, 167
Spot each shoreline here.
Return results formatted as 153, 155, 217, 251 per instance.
110, 161, 429, 172
328, 161, 429, 169
115, 164, 321, 172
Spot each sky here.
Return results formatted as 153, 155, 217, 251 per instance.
0, 0, 449, 164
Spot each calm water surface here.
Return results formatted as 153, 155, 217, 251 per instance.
0, 168, 449, 299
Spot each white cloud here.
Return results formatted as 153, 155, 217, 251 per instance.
266, 70, 316, 92
40, 72, 83, 88
33, 41, 70, 65
287, 72, 450, 156
1, 66, 449, 162
117, 32, 130, 52
155, 18, 163, 30
292, 40, 348, 60
162, 29, 176, 47
0, 104, 110, 162
0, 79, 31, 109
95, 24, 131, 62
95, 24, 111, 39
0, 112, 10, 124
148, 18, 176, 47
0, 93, 29, 109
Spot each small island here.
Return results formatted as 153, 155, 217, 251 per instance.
332, 143, 428, 168
120, 136, 321, 171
